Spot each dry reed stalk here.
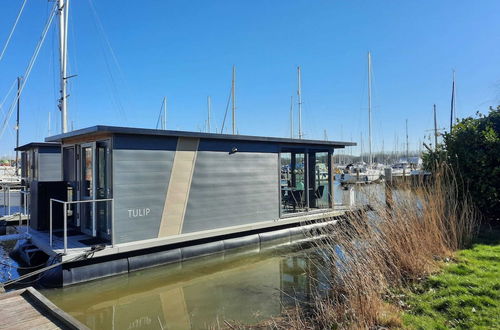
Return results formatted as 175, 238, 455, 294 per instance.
282, 165, 479, 329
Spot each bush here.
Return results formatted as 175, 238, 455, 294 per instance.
424, 107, 500, 222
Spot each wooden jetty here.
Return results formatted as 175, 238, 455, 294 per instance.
0, 287, 88, 329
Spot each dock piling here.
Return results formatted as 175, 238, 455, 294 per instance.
384, 168, 393, 212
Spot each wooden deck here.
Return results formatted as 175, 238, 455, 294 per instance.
0, 287, 88, 330
28, 227, 95, 258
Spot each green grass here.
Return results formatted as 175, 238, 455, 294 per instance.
403, 228, 500, 329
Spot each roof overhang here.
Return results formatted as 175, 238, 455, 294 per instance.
45, 125, 357, 148
15, 142, 61, 151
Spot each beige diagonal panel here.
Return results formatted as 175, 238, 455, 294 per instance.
158, 137, 199, 237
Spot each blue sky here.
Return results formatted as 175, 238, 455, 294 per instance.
1, 0, 500, 157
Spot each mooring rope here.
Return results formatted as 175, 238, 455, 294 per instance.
0, 244, 105, 290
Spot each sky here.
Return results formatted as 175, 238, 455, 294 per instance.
1, 0, 500, 157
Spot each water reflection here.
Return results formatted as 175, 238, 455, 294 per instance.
43, 242, 330, 329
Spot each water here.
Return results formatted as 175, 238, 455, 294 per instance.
42, 242, 329, 329
0, 233, 21, 283
0, 190, 24, 284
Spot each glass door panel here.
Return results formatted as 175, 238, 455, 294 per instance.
280, 151, 306, 214
96, 140, 111, 241
80, 143, 95, 236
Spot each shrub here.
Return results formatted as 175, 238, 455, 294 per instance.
424, 107, 500, 223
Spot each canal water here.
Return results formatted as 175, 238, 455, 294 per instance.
42, 241, 330, 329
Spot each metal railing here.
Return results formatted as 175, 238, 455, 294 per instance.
49, 198, 114, 254
19, 189, 30, 233
1, 184, 28, 218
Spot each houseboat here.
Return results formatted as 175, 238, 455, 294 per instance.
13, 125, 355, 286
15, 142, 62, 187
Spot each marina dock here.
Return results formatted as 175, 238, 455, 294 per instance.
0, 287, 87, 329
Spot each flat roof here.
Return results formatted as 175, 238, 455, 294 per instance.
45, 125, 356, 148
15, 142, 61, 151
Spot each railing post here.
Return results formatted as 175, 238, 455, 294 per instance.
345, 185, 355, 208
111, 199, 115, 248
7, 186, 11, 216
27, 192, 30, 234
49, 199, 53, 247
63, 202, 68, 255
23, 189, 26, 215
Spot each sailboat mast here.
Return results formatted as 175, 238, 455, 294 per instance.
381, 139, 385, 164
290, 96, 294, 138
350, 133, 353, 160
405, 119, 409, 162
207, 96, 211, 133
433, 104, 438, 151
360, 133, 364, 163
340, 125, 344, 165
57, 0, 69, 133
367, 51, 373, 164
450, 70, 456, 132
297, 66, 303, 139
231, 65, 236, 135
15, 77, 21, 173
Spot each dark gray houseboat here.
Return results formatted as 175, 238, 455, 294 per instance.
15, 142, 61, 187
15, 126, 355, 286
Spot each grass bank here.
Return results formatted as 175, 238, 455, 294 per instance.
403, 228, 500, 329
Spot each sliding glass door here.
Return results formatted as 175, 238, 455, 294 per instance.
280, 149, 332, 215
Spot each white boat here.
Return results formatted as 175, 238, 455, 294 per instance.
391, 162, 412, 177
336, 163, 383, 184
0, 166, 20, 184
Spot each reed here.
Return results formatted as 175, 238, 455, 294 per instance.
278, 164, 479, 329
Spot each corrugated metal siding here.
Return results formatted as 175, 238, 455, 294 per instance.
182, 151, 279, 233
113, 134, 177, 150
37, 153, 61, 181
38, 146, 61, 153
113, 149, 174, 243
198, 139, 279, 153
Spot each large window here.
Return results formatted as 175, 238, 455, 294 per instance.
280, 149, 332, 215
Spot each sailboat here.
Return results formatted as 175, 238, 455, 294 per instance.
337, 52, 383, 184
